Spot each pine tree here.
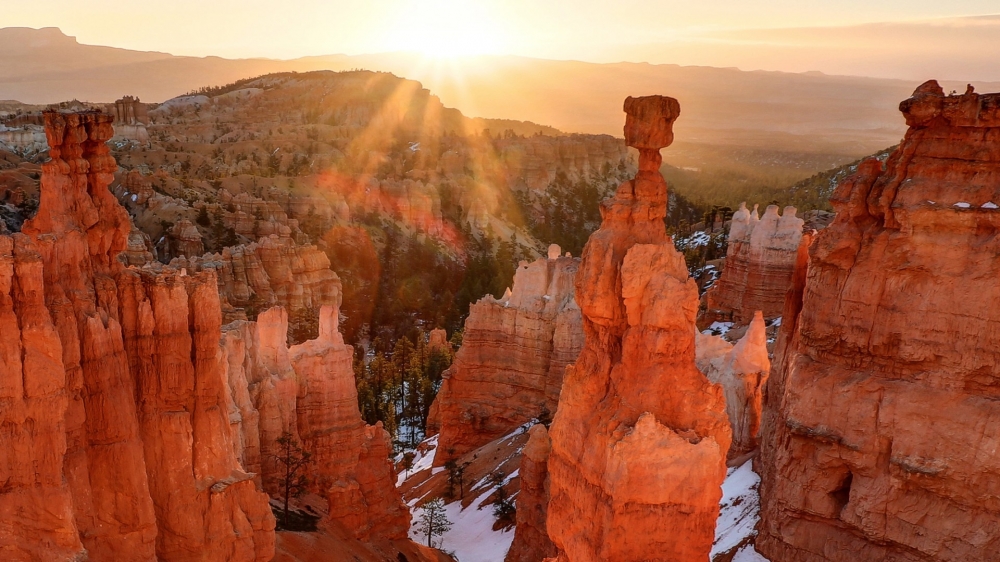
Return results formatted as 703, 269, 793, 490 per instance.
416, 498, 452, 548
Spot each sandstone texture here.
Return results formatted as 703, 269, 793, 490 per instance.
0, 111, 274, 561
173, 236, 342, 324
545, 96, 731, 561
431, 246, 583, 465
704, 202, 803, 324
758, 81, 1000, 562
220, 305, 410, 540
506, 425, 557, 562
696, 311, 771, 460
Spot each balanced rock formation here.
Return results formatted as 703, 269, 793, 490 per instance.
704, 202, 803, 324
758, 81, 1000, 561
0, 111, 274, 561
695, 311, 771, 460
220, 305, 410, 540
545, 96, 731, 561
431, 244, 583, 465
505, 424, 557, 562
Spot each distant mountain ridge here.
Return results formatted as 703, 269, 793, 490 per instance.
5, 26, 999, 159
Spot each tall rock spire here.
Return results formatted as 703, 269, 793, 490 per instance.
545, 96, 731, 561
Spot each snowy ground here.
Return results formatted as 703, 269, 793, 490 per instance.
713, 459, 769, 561
401, 435, 769, 561
401, 428, 526, 561
410, 487, 515, 561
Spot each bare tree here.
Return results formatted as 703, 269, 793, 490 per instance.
274, 432, 312, 529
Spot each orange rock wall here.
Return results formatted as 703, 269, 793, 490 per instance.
505, 425, 557, 562
0, 111, 274, 561
545, 96, 731, 561
172, 236, 342, 323
704, 202, 803, 324
758, 81, 1000, 561
432, 247, 583, 465
221, 305, 410, 540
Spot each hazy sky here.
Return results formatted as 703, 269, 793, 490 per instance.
6, 0, 1000, 79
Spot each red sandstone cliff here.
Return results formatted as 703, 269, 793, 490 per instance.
172, 236, 342, 325
505, 424, 557, 562
221, 304, 410, 540
758, 81, 1000, 561
704, 202, 803, 325
0, 111, 274, 561
431, 244, 583, 465
545, 96, 731, 561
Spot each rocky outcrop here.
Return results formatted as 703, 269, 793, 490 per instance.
220, 305, 410, 540
0, 110, 274, 561
505, 425, 557, 562
172, 236, 342, 324
545, 96, 731, 561
431, 244, 583, 466
704, 202, 803, 324
758, 81, 1000, 562
168, 218, 204, 257
696, 311, 771, 460
493, 134, 629, 192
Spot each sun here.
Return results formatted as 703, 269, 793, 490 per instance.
383, 0, 508, 58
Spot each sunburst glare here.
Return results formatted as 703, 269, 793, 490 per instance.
382, 0, 508, 58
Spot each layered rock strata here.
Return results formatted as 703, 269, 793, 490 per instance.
505, 425, 557, 562
0, 111, 274, 561
172, 236, 342, 324
545, 96, 731, 561
220, 305, 410, 540
758, 81, 1000, 561
431, 244, 583, 465
704, 202, 803, 324
696, 311, 771, 460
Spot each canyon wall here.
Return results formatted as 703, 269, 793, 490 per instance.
220, 305, 410, 540
545, 96, 731, 561
704, 202, 803, 324
758, 81, 1000, 561
0, 111, 274, 561
505, 424, 557, 562
431, 244, 583, 466
172, 236, 342, 324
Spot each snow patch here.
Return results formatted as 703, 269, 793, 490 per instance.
984, 202, 999, 209
703, 321, 734, 337
713, 459, 767, 559
410, 492, 514, 561
955, 202, 971, 209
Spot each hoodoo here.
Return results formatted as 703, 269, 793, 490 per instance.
704, 202, 803, 325
1, 111, 275, 561
696, 311, 771, 460
430, 246, 582, 465
758, 81, 1000, 561
544, 96, 731, 561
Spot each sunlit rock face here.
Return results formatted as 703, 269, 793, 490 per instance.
171, 236, 342, 324
696, 311, 771, 460
431, 246, 583, 466
545, 96, 731, 561
220, 305, 410, 541
505, 424, 557, 562
0, 111, 274, 561
758, 81, 1000, 562
704, 202, 803, 325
